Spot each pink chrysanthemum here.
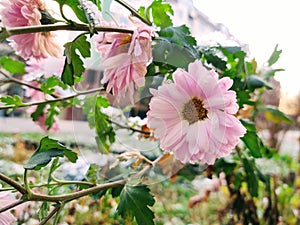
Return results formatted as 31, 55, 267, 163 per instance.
0, 0, 62, 59
147, 60, 246, 165
95, 17, 153, 102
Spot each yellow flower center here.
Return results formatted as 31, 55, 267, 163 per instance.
182, 97, 208, 125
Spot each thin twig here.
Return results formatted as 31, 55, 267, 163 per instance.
39, 204, 61, 225
114, 0, 152, 26
0, 173, 27, 194
51, 176, 95, 187
0, 199, 27, 213
29, 179, 126, 202
0, 70, 60, 98
0, 87, 104, 110
107, 118, 151, 135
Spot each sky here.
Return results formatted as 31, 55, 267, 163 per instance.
193, 0, 300, 97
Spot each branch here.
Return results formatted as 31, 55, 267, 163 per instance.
0, 70, 60, 99
39, 204, 61, 225
0, 87, 104, 110
0, 173, 27, 194
107, 118, 151, 135
114, 0, 152, 26
4, 24, 133, 38
0, 199, 27, 213
28, 179, 126, 202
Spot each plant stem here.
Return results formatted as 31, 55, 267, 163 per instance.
29, 179, 126, 202
0, 173, 26, 194
0, 199, 27, 213
0, 70, 60, 99
39, 204, 61, 225
5, 24, 133, 37
114, 0, 152, 26
107, 118, 151, 135
51, 176, 95, 187
0, 87, 104, 110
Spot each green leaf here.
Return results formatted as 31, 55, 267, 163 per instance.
158, 25, 197, 51
62, 35, 91, 85
199, 46, 228, 71
45, 102, 60, 130
242, 157, 259, 197
152, 39, 196, 69
241, 131, 263, 158
268, 44, 282, 66
82, 95, 115, 153
94, 96, 115, 153
54, 0, 88, 23
31, 104, 46, 121
0, 56, 25, 74
24, 136, 77, 170
143, 0, 173, 29
240, 120, 264, 158
263, 106, 293, 124
0, 95, 23, 109
40, 76, 67, 95
117, 185, 155, 225
247, 75, 272, 90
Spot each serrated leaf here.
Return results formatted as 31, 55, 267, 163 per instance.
117, 185, 155, 225
40, 76, 67, 95
268, 44, 282, 66
54, 0, 88, 23
62, 35, 91, 85
145, 0, 173, 29
0, 56, 25, 74
94, 96, 115, 153
31, 104, 46, 121
263, 106, 293, 124
0, 95, 23, 109
24, 136, 77, 170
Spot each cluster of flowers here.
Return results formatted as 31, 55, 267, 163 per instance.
0, 0, 246, 165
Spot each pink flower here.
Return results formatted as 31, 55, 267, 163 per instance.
95, 17, 153, 102
0, 192, 18, 224
147, 60, 246, 165
0, 0, 62, 59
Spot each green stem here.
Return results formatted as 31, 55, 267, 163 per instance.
0, 87, 104, 110
39, 204, 61, 225
107, 118, 151, 135
0, 173, 26, 194
53, 202, 65, 225
24, 170, 33, 196
29, 179, 126, 202
51, 176, 95, 187
5, 24, 133, 37
114, 0, 152, 26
